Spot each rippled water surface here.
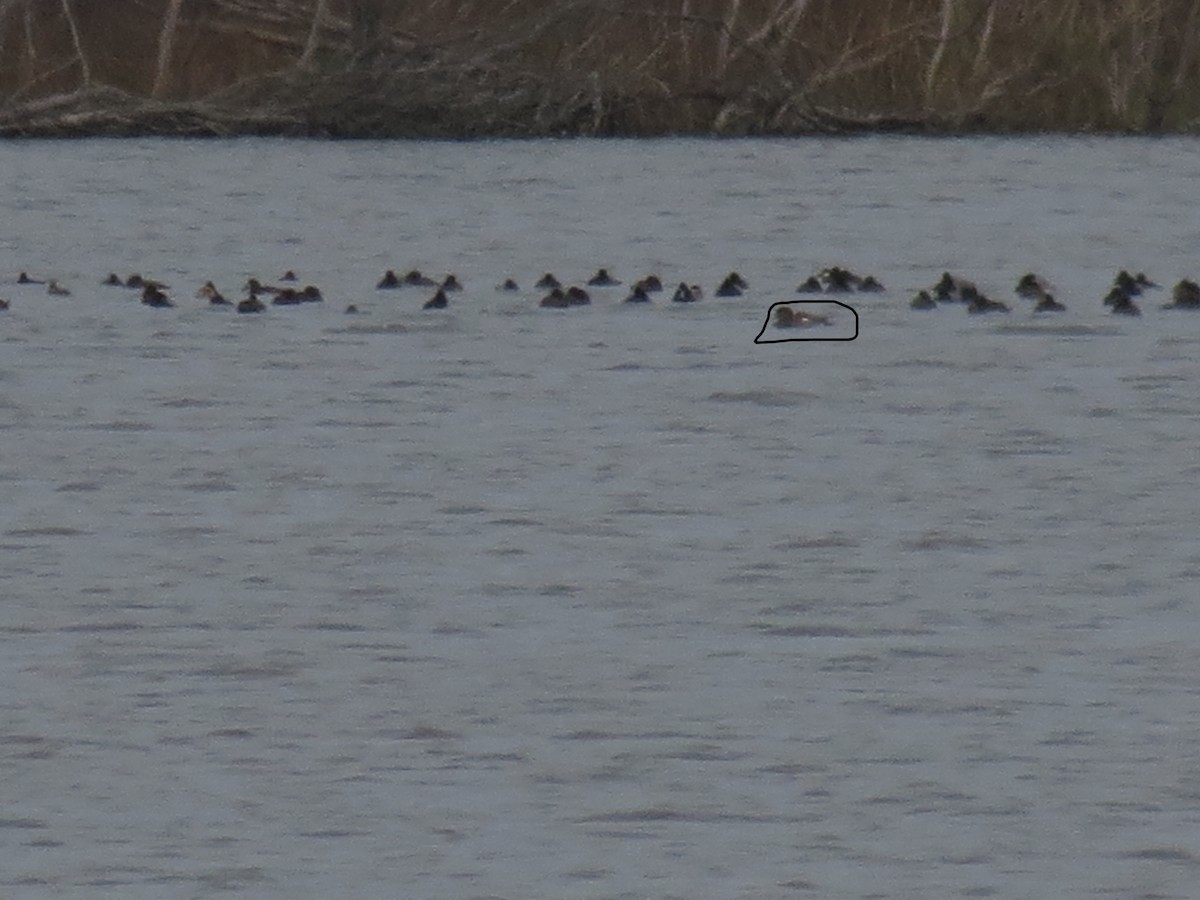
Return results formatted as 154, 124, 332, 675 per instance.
3, 137, 1200, 899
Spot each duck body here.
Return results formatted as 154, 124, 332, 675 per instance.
1033, 293, 1066, 313
423, 289, 449, 309
141, 284, 173, 307
1166, 279, 1200, 309
587, 268, 620, 287
715, 272, 747, 297
672, 282, 698, 303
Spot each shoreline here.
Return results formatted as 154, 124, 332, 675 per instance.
5, 2, 1200, 140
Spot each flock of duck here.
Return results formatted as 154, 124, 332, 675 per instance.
909, 268, 1200, 316
4, 265, 1200, 323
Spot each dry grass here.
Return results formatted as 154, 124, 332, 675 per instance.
3, 0, 1200, 136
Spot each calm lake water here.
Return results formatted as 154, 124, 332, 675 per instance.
3, 136, 1200, 899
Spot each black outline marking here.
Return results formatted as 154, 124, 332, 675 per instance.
754, 300, 859, 343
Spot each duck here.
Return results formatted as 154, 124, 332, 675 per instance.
774, 305, 832, 328
858, 275, 885, 292
715, 272, 747, 297
300, 285, 323, 303
497, 278, 520, 292
964, 286, 1009, 314
1015, 272, 1051, 299
586, 268, 621, 287
1165, 279, 1200, 309
196, 281, 230, 305
244, 277, 281, 296
540, 287, 570, 308
910, 290, 937, 310
237, 296, 266, 314
102, 272, 123, 286
933, 271, 975, 302
1033, 293, 1066, 313
441, 274, 463, 292
403, 269, 437, 287
1113, 269, 1156, 296
623, 284, 652, 303
271, 288, 302, 305
141, 284, 173, 307
639, 275, 663, 292
344, 304, 360, 314
17, 272, 45, 285
796, 276, 823, 293
535, 273, 561, 290
377, 269, 401, 289
1109, 292, 1141, 316
0, 298, 9, 310
566, 286, 591, 306
1103, 286, 1130, 307
820, 266, 859, 293
423, 288, 449, 309
46, 279, 71, 296
671, 282, 698, 303
125, 273, 145, 289
279, 270, 298, 282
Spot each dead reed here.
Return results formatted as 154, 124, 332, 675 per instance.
3, 0, 1200, 137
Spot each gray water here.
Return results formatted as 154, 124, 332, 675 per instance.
2, 137, 1200, 899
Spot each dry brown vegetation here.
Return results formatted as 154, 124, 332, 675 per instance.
2, 0, 1200, 137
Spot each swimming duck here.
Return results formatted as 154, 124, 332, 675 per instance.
910, 290, 937, 310
566, 286, 591, 305
1033, 293, 1066, 313
244, 278, 281, 296
102, 273, 123, 286
1166, 279, 1200, 309
403, 269, 436, 287
46, 279, 71, 296
858, 275, 885, 292
820, 266, 858, 293
279, 270, 298, 282
271, 288, 302, 305
423, 289, 449, 309
237, 296, 266, 314
1015, 272, 1050, 299
1113, 269, 1157, 296
141, 284, 172, 307
497, 278, 520, 291
125, 274, 145, 289
715, 272, 747, 297
1103, 286, 1130, 307
540, 287, 570, 308
0, 298, 9, 310
964, 286, 1009, 314
17, 272, 45, 285
1109, 292, 1141, 316
796, 276, 823, 293
672, 282, 698, 303
196, 281, 230, 305
377, 269, 400, 289
640, 275, 663, 292
623, 284, 652, 303
933, 271, 975, 302
774, 305, 832, 328
535, 273, 561, 290
300, 285, 323, 303
344, 304, 360, 314
587, 268, 621, 287
441, 274, 463, 292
